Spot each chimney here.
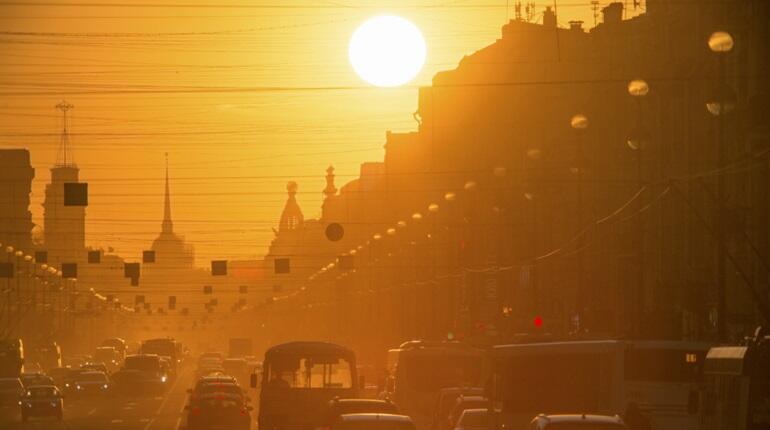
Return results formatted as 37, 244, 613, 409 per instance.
543, 6, 557, 28
568, 20, 584, 32
602, 2, 623, 25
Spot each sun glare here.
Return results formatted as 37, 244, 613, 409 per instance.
349, 15, 427, 87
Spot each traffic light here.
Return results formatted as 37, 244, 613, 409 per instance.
238, 285, 248, 294
203, 285, 213, 295
211, 260, 227, 276
63, 182, 88, 206
61, 263, 77, 279
533, 315, 544, 328
143, 250, 155, 263
0, 263, 13, 278
274, 258, 290, 274
88, 251, 101, 264
34, 251, 47, 264
168, 296, 176, 310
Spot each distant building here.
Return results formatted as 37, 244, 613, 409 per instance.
43, 163, 86, 266
0, 149, 35, 251
149, 155, 194, 269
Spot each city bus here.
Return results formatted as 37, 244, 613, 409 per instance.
488, 340, 711, 430
254, 341, 359, 430
700, 328, 769, 430
384, 340, 487, 430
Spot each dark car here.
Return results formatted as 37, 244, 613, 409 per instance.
20, 372, 55, 388
47, 367, 71, 389
186, 393, 252, 430
332, 413, 417, 430
61, 368, 90, 394
71, 371, 111, 396
323, 399, 400, 427
20, 385, 63, 421
0, 378, 24, 406
432, 387, 485, 430
448, 396, 489, 430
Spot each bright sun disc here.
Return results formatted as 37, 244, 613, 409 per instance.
349, 15, 426, 87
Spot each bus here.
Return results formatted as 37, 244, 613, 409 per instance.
700, 327, 769, 430
0, 339, 23, 378
254, 341, 359, 430
384, 341, 487, 430
489, 340, 710, 430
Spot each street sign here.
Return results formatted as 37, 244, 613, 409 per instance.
61, 263, 77, 279
274, 258, 290, 274
88, 251, 101, 264
63, 182, 88, 206
211, 260, 227, 276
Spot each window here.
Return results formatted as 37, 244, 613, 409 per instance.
402, 354, 484, 392
624, 349, 704, 383
266, 355, 353, 389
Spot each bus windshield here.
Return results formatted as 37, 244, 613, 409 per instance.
501, 353, 613, 414
402, 354, 483, 392
266, 354, 352, 389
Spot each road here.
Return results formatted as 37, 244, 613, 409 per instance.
0, 366, 256, 430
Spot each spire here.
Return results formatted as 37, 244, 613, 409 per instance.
162, 153, 173, 234
279, 181, 304, 231
323, 165, 337, 198
55, 100, 76, 167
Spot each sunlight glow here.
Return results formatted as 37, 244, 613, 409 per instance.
349, 15, 426, 87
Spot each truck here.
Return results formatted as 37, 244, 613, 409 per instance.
228, 338, 253, 358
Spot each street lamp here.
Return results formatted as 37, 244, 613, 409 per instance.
428, 203, 440, 213
444, 192, 456, 202
628, 78, 650, 337
708, 30, 735, 341
571, 113, 588, 329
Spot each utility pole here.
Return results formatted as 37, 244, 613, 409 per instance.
591, 1, 600, 27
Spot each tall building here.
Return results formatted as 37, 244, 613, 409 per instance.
43, 102, 85, 265
150, 155, 194, 268
0, 149, 35, 251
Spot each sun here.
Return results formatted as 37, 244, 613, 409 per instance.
349, 15, 426, 87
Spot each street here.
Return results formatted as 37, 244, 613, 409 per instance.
0, 367, 252, 430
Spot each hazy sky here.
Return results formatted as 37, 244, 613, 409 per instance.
0, 1, 639, 266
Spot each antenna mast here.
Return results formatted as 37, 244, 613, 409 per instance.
55, 100, 75, 167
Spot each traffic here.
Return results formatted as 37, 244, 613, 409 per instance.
0, 330, 766, 430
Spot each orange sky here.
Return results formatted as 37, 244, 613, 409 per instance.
0, 1, 638, 266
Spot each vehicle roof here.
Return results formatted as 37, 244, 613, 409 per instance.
494, 340, 711, 356
438, 387, 484, 396
223, 358, 247, 363
460, 408, 489, 416
456, 396, 487, 403
198, 375, 237, 382
532, 414, 624, 425
78, 371, 107, 377
126, 354, 159, 360
331, 398, 392, 405
26, 385, 58, 390
0, 377, 21, 382
96, 346, 116, 351
265, 341, 354, 356
338, 413, 413, 422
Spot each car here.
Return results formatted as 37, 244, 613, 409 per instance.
61, 368, 90, 393
453, 408, 489, 430
447, 396, 489, 430
185, 392, 252, 430
432, 387, 485, 430
528, 415, 628, 430
188, 375, 242, 401
198, 352, 223, 365
20, 385, 64, 421
47, 367, 71, 389
20, 372, 55, 388
322, 398, 400, 428
100, 338, 127, 359
332, 413, 417, 430
121, 354, 168, 395
0, 378, 24, 406
70, 371, 111, 396
81, 362, 109, 374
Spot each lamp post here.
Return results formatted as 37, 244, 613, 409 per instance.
707, 30, 735, 342
628, 79, 650, 338
571, 114, 589, 330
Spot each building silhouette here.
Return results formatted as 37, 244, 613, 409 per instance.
0, 149, 35, 252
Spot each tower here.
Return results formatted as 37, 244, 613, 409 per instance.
43, 101, 85, 265
150, 154, 194, 268
0, 150, 35, 251
279, 181, 304, 232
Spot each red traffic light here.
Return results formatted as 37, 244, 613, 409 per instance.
533, 316, 543, 328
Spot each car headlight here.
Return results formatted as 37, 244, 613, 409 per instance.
161, 376, 167, 383
51, 401, 58, 407
102, 384, 109, 389
76, 385, 82, 390
64, 383, 70, 388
